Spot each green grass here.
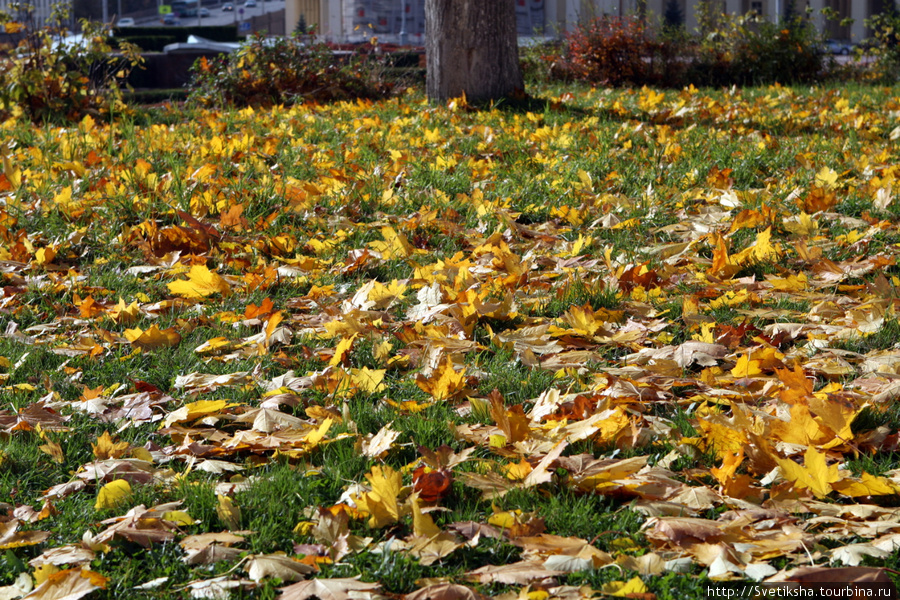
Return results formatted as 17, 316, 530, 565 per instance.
2, 81, 900, 598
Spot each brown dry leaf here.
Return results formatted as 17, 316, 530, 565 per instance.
404, 583, 487, 600
0, 519, 51, 549
781, 566, 894, 585
184, 576, 254, 599
522, 441, 568, 488
183, 544, 244, 566
359, 422, 401, 459
29, 545, 95, 568
278, 577, 381, 600
93, 503, 182, 547
245, 554, 315, 582
643, 517, 727, 547
13, 501, 56, 524
180, 531, 246, 551
463, 560, 563, 584
0, 573, 32, 599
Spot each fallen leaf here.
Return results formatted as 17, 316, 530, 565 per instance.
216, 494, 241, 530
167, 265, 231, 299
94, 480, 132, 510
278, 577, 381, 600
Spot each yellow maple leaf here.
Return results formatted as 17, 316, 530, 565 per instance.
731, 347, 784, 378
123, 324, 181, 351
691, 322, 715, 343
95, 479, 132, 510
502, 458, 533, 481
216, 494, 242, 530
163, 399, 232, 427
162, 510, 196, 526
354, 465, 404, 528
732, 227, 779, 265
92, 431, 130, 460
832, 472, 899, 497
411, 497, 441, 538
487, 508, 524, 529
39, 439, 65, 464
415, 355, 468, 401
34, 246, 57, 266
708, 289, 752, 309
167, 265, 231, 299
815, 166, 839, 189
108, 298, 141, 324
350, 367, 387, 393
264, 311, 284, 343
775, 446, 840, 499
368, 280, 408, 309
304, 418, 333, 447
33, 563, 61, 585
329, 334, 357, 367
695, 418, 747, 459
731, 353, 762, 377
710, 450, 743, 486
707, 232, 739, 279
368, 226, 417, 260
602, 577, 649, 597
768, 273, 808, 292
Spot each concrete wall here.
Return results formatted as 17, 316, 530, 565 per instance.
250, 6, 285, 34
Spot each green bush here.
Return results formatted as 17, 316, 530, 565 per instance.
863, 6, 900, 81
557, 12, 826, 88
0, 6, 142, 122
688, 12, 824, 86
188, 35, 404, 108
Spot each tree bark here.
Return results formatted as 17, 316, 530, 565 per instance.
425, 0, 524, 104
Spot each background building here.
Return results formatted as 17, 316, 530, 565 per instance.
286, 0, 886, 44
0, 0, 71, 26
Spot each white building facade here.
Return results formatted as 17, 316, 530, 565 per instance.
286, 0, 885, 44
0, 0, 71, 26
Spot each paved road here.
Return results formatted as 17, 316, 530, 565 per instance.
131, 0, 285, 28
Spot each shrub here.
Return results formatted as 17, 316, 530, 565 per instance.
564, 16, 656, 86
862, 7, 900, 81
689, 13, 824, 86
558, 12, 825, 88
188, 35, 404, 108
520, 40, 571, 84
0, 5, 142, 122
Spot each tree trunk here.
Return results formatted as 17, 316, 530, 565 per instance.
425, 0, 524, 104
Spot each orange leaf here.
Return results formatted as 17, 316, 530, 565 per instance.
415, 355, 468, 401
